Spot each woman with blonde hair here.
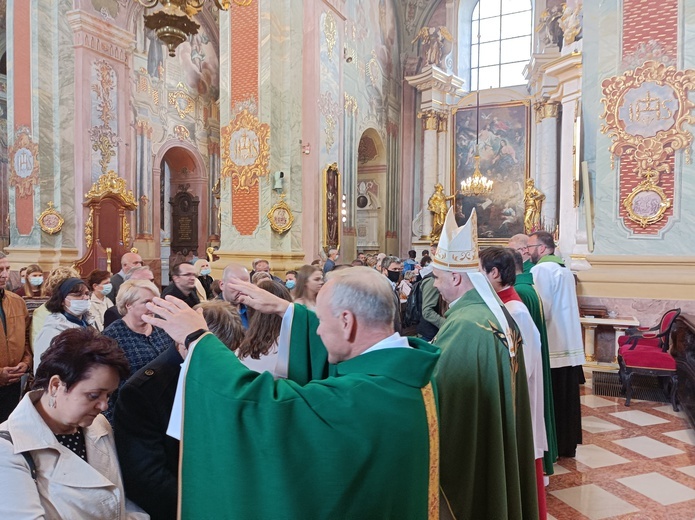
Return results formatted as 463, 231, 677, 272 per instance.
193, 259, 213, 301
15, 264, 44, 298
292, 265, 323, 311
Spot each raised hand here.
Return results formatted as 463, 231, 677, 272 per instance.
143, 296, 208, 345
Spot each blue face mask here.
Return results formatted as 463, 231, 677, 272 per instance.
201, 268, 211, 276
30, 276, 44, 286
285, 280, 296, 290
101, 283, 113, 296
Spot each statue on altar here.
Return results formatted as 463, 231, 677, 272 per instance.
523, 179, 545, 233
428, 183, 455, 242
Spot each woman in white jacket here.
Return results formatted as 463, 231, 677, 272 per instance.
33, 277, 95, 373
0, 327, 148, 519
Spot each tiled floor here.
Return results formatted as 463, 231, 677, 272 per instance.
546, 370, 695, 520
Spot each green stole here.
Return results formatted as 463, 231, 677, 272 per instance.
515, 272, 559, 475
434, 289, 539, 520
522, 259, 534, 274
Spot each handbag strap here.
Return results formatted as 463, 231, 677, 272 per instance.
0, 430, 37, 482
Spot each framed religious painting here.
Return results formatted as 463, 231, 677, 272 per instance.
322, 162, 341, 251
452, 100, 530, 244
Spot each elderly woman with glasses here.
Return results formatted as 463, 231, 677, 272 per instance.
34, 278, 95, 374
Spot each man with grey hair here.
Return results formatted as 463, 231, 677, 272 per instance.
0, 252, 31, 422
108, 251, 144, 303
322, 248, 339, 274
508, 233, 532, 273
219, 263, 250, 328
145, 267, 441, 519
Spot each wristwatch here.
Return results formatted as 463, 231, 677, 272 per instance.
184, 328, 208, 349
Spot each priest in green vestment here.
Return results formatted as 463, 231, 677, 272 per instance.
509, 233, 535, 273
510, 248, 559, 476
144, 267, 441, 520
431, 208, 539, 520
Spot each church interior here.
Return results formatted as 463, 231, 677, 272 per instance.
1, 0, 695, 517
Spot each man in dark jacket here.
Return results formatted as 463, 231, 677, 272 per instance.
162, 262, 200, 308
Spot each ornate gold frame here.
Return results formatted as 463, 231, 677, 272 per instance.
623, 179, 671, 228
601, 61, 695, 172
85, 170, 138, 208
266, 195, 294, 234
220, 109, 271, 193
600, 60, 695, 228
9, 129, 40, 197
168, 83, 195, 119
322, 162, 341, 251
37, 201, 64, 235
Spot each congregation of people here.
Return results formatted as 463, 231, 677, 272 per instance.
0, 207, 586, 519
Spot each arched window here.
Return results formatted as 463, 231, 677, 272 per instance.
471, 0, 532, 89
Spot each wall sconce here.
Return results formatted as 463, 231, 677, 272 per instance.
341, 194, 347, 223
344, 46, 354, 63
300, 140, 311, 155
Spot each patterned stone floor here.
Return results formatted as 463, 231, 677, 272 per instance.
546, 370, 695, 520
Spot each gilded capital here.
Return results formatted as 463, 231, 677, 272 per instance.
534, 101, 560, 123
418, 110, 442, 131
437, 114, 448, 133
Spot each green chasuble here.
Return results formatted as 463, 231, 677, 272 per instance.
522, 259, 534, 274
433, 289, 538, 520
179, 311, 441, 519
515, 272, 559, 475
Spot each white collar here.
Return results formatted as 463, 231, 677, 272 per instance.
361, 332, 410, 356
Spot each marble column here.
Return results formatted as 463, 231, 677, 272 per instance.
437, 114, 449, 188
419, 110, 440, 240
535, 101, 559, 228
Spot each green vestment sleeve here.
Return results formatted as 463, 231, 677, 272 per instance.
433, 289, 539, 520
287, 303, 329, 384
515, 275, 559, 475
179, 334, 440, 520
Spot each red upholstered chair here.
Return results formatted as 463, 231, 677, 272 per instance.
617, 309, 681, 411
618, 308, 681, 352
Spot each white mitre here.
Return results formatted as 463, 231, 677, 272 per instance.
433, 207, 515, 356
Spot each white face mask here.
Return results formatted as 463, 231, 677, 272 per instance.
101, 283, 113, 296
20, 278, 26, 285
201, 268, 211, 276
29, 276, 44, 286
67, 299, 91, 316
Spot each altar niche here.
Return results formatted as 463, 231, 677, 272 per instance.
170, 185, 199, 256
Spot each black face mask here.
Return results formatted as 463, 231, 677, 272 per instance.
387, 270, 401, 283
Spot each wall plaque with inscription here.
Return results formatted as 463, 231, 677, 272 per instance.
170, 189, 199, 254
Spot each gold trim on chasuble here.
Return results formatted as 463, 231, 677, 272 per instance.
421, 382, 441, 520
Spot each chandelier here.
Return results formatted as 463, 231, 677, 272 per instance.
460, 155, 493, 196
460, 21, 493, 198
138, 0, 231, 57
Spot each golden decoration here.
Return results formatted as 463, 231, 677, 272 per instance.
85, 170, 138, 209
233, 0, 252, 5
122, 214, 132, 247
85, 208, 94, 248
324, 11, 337, 61
220, 109, 271, 192
37, 202, 65, 235
523, 179, 545, 233
266, 194, 295, 234
418, 110, 441, 131
90, 60, 118, 175
8, 128, 39, 197
174, 125, 190, 141
623, 176, 672, 228
600, 60, 695, 227
169, 84, 195, 119
427, 183, 455, 243
601, 61, 695, 173
344, 93, 358, 114
534, 101, 559, 124
322, 162, 341, 251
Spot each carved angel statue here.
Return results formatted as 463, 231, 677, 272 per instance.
412, 26, 453, 68
524, 179, 545, 233
427, 183, 455, 242
536, 4, 564, 49
559, 2, 583, 46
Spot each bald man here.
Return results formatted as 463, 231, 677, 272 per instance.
508, 234, 533, 273
109, 252, 144, 303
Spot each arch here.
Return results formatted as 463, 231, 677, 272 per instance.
355, 128, 389, 254
152, 139, 209, 275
